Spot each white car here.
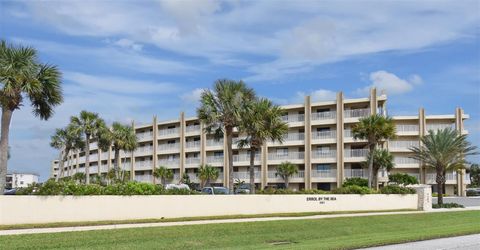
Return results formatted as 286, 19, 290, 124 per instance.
165, 184, 190, 190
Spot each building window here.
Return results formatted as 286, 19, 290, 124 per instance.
276, 148, 288, 156
214, 152, 223, 157
316, 164, 331, 171
20, 181, 24, 185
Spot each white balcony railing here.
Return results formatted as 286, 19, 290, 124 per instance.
135, 146, 153, 155
312, 169, 337, 178
135, 161, 152, 169
233, 154, 260, 162
100, 164, 109, 172
345, 169, 368, 178
282, 133, 305, 142
388, 140, 419, 149
158, 127, 179, 137
312, 130, 336, 140
268, 151, 304, 161
135, 175, 153, 183
268, 170, 305, 179
312, 150, 336, 159
157, 158, 180, 167
206, 155, 224, 163
186, 124, 201, 133
311, 111, 336, 121
394, 157, 420, 165
233, 171, 261, 179
426, 172, 457, 183
281, 114, 305, 123
158, 143, 180, 151
206, 139, 223, 147
345, 148, 368, 158
344, 108, 370, 118
396, 124, 419, 133
186, 141, 201, 149
185, 157, 200, 165
426, 123, 455, 132
137, 131, 153, 141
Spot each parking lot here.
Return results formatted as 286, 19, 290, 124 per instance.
433, 196, 480, 207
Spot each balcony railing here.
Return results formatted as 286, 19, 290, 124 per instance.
206, 139, 223, 147
137, 131, 153, 141
388, 140, 419, 149
345, 148, 368, 158
311, 111, 336, 121
185, 140, 201, 149
233, 154, 260, 162
135, 161, 152, 169
158, 143, 180, 151
158, 127, 179, 137
312, 150, 336, 159
312, 130, 336, 140
206, 155, 224, 163
396, 124, 419, 133
268, 170, 305, 179
185, 157, 200, 165
394, 157, 420, 165
233, 171, 261, 179
135, 146, 153, 156
157, 159, 180, 167
100, 164, 109, 172
344, 108, 370, 118
268, 151, 304, 161
426, 172, 457, 182
186, 124, 201, 133
426, 123, 455, 132
312, 169, 337, 178
135, 175, 153, 183
281, 114, 305, 122
345, 169, 368, 178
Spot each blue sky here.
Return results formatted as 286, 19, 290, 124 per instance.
1, 0, 479, 180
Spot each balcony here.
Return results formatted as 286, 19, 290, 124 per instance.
158, 127, 179, 138
158, 143, 180, 152
206, 155, 224, 164
396, 125, 419, 135
344, 169, 368, 179
135, 161, 153, 170
135, 174, 153, 183
206, 138, 223, 147
188, 172, 223, 183
311, 111, 336, 121
101, 152, 109, 160
233, 154, 261, 163
137, 131, 153, 141
186, 124, 201, 134
345, 148, 368, 160
185, 157, 200, 166
426, 172, 457, 184
394, 157, 420, 168
311, 169, 337, 179
100, 164, 109, 172
185, 141, 201, 149
281, 114, 305, 123
388, 141, 419, 151
134, 146, 153, 156
233, 171, 261, 180
344, 108, 370, 119
312, 130, 336, 141
157, 159, 180, 168
426, 123, 455, 133
267, 170, 305, 182
268, 152, 304, 162
269, 133, 304, 145
312, 150, 336, 161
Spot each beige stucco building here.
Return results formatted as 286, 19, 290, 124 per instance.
51, 89, 471, 195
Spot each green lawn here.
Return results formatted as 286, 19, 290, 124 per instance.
1, 211, 479, 249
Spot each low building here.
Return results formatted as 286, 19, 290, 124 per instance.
6, 173, 39, 189
51, 88, 471, 195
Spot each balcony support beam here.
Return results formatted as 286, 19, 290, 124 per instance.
418, 108, 426, 185
179, 112, 186, 177
304, 95, 312, 189
336, 91, 345, 187
130, 120, 135, 181
456, 107, 466, 196
152, 115, 158, 184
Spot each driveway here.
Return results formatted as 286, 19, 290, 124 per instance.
361, 234, 480, 250
433, 196, 480, 207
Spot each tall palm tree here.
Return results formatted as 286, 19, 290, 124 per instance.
70, 111, 106, 184
276, 161, 298, 189
0, 40, 63, 194
50, 125, 84, 181
153, 166, 174, 186
366, 148, 394, 189
197, 164, 220, 188
410, 128, 477, 205
197, 79, 255, 193
237, 98, 288, 194
352, 114, 396, 188
99, 122, 138, 180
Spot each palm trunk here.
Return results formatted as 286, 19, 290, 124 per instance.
373, 167, 379, 190
206, 177, 210, 187
285, 177, 289, 189
249, 147, 256, 194
85, 135, 91, 184
436, 169, 445, 205
0, 108, 13, 194
442, 169, 446, 196
226, 126, 234, 193
367, 144, 376, 188
114, 149, 120, 180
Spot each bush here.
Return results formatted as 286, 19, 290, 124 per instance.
388, 173, 418, 185
257, 188, 328, 195
332, 185, 375, 194
343, 178, 368, 187
466, 190, 479, 196
379, 185, 416, 194
433, 203, 464, 209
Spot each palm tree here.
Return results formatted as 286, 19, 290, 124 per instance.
352, 114, 396, 188
70, 111, 106, 184
237, 98, 288, 194
153, 166, 174, 186
0, 40, 63, 194
366, 148, 394, 189
72, 172, 85, 184
197, 164, 220, 188
197, 79, 255, 192
276, 161, 298, 189
50, 125, 84, 182
410, 128, 477, 205
98, 122, 138, 180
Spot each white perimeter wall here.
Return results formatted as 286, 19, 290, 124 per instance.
0, 194, 418, 225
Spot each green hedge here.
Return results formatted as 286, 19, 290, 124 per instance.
331, 185, 376, 194
257, 188, 328, 195
379, 185, 416, 194
342, 178, 368, 187
388, 173, 419, 185
432, 203, 464, 209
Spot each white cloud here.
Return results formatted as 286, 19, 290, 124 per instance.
273, 89, 337, 104
180, 88, 204, 103
358, 70, 422, 95
105, 38, 143, 51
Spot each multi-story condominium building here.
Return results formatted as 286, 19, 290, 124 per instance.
51, 89, 471, 195
5, 173, 39, 189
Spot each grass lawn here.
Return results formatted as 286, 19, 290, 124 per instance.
1, 211, 479, 249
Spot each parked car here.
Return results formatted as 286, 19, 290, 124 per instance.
466, 188, 480, 196
3, 189, 16, 195
234, 183, 251, 194
201, 187, 229, 195
165, 184, 190, 190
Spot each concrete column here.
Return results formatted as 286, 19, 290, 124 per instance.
336, 92, 345, 188
418, 108, 426, 184
223, 131, 229, 188
179, 112, 186, 177
369, 88, 378, 115
152, 115, 158, 184
131, 120, 136, 181
200, 123, 207, 166
455, 107, 466, 196
97, 148, 101, 176
412, 184, 432, 211
304, 95, 312, 190
76, 151, 80, 172
261, 143, 268, 190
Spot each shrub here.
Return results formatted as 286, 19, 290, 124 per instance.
257, 188, 328, 195
332, 185, 375, 195
433, 203, 464, 209
342, 178, 368, 187
379, 185, 416, 194
466, 190, 479, 196
388, 173, 419, 185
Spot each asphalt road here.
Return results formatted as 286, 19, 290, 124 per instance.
433, 197, 480, 207
361, 234, 480, 250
